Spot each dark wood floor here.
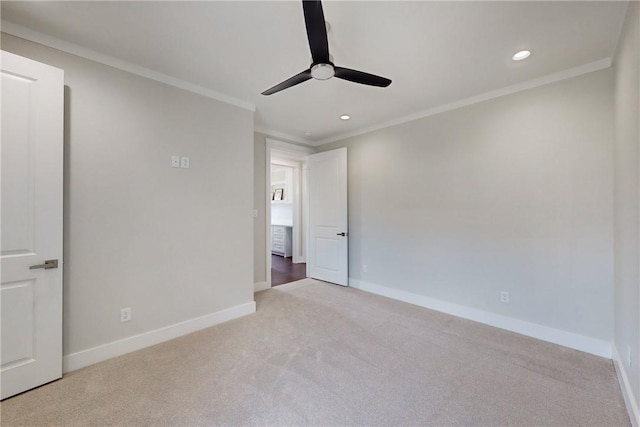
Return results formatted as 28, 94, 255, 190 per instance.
271, 255, 307, 286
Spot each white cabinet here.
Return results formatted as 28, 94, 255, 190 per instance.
271, 225, 292, 258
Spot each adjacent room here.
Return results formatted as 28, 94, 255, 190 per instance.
269, 159, 307, 287
1, 1, 638, 425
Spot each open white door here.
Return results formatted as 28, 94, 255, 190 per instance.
308, 148, 348, 286
1, 51, 64, 399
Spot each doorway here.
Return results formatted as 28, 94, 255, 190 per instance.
270, 163, 303, 286
266, 139, 315, 287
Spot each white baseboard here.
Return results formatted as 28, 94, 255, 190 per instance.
63, 301, 256, 373
349, 279, 612, 358
254, 281, 270, 292
613, 345, 640, 427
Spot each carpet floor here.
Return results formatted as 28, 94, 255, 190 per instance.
0, 279, 630, 426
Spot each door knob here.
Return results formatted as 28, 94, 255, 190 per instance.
336, 232, 347, 237
29, 259, 59, 270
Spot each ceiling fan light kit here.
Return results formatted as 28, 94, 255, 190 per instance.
262, 0, 391, 95
310, 62, 335, 80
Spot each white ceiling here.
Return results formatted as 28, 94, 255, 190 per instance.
1, 1, 628, 145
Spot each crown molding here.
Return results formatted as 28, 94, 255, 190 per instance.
254, 125, 314, 146
317, 58, 612, 146
1, 20, 256, 112
2, 18, 613, 144
265, 138, 316, 155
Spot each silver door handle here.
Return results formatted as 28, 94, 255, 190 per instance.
29, 259, 59, 270
336, 232, 347, 237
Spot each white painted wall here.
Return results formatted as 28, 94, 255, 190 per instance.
318, 69, 614, 345
2, 34, 255, 357
613, 2, 640, 424
270, 165, 293, 225
271, 204, 293, 226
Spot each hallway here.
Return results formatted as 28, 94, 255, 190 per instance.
271, 255, 306, 286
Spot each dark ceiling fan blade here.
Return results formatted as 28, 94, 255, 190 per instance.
302, 0, 330, 64
262, 69, 313, 95
334, 66, 392, 87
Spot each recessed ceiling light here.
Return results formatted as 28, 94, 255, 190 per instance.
340, 114, 351, 121
512, 50, 531, 61
304, 131, 312, 137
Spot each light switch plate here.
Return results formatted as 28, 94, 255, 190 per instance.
171, 156, 180, 168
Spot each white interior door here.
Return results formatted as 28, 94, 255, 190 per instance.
308, 148, 348, 286
1, 51, 64, 399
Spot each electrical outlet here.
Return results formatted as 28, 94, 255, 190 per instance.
120, 307, 132, 322
252, 209, 258, 218
628, 345, 632, 368
180, 156, 190, 169
171, 156, 180, 168
500, 291, 509, 304
362, 264, 368, 273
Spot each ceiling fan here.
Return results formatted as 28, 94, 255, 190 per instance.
261, 0, 392, 96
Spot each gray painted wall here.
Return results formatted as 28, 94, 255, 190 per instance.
613, 1, 640, 418
254, 133, 267, 284
318, 69, 615, 342
2, 34, 255, 355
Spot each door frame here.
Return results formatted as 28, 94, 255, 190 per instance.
265, 139, 315, 288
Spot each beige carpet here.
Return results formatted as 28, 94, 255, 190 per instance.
0, 279, 630, 426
